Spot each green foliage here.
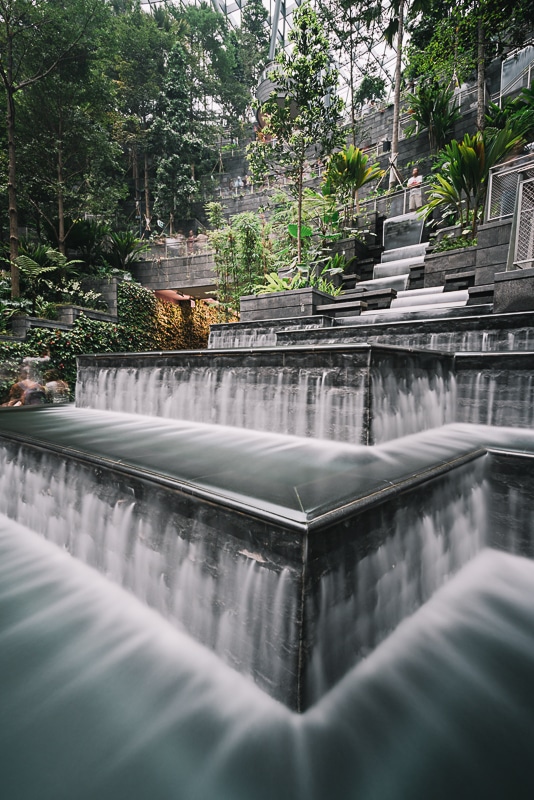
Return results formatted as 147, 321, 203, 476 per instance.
354, 75, 387, 108
0, 279, 227, 401
63, 219, 112, 271
485, 83, 534, 144
152, 42, 208, 220
236, 0, 270, 87
254, 262, 342, 296
247, 2, 345, 262
104, 230, 149, 271
204, 202, 225, 230
206, 210, 270, 315
324, 145, 384, 220
14, 246, 84, 315
117, 280, 158, 343
421, 127, 524, 234
433, 232, 477, 252
405, 6, 476, 85
405, 82, 461, 152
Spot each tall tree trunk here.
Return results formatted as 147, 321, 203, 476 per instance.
144, 149, 151, 234
132, 144, 141, 236
349, 31, 356, 146
57, 131, 66, 255
389, 0, 404, 189
297, 160, 303, 264
476, 11, 485, 132
5, 25, 19, 298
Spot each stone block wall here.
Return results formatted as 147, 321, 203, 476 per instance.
423, 219, 513, 289
475, 219, 513, 285
130, 252, 217, 294
493, 268, 534, 313
82, 277, 120, 318
240, 287, 332, 321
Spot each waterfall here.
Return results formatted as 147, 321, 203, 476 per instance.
370, 359, 456, 443
76, 363, 369, 443
3, 515, 534, 799
0, 441, 300, 703
305, 458, 487, 703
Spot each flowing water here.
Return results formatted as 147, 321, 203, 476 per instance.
75, 351, 456, 445
76, 363, 369, 442
2, 516, 534, 800
0, 408, 493, 706
3, 304, 534, 792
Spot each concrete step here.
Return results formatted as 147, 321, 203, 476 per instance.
381, 242, 430, 263
356, 274, 410, 291
374, 255, 426, 278
316, 300, 367, 318
396, 287, 445, 298
335, 304, 494, 325
391, 289, 469, 309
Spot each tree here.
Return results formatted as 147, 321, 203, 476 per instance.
324, 145, 384, 221
17, 38, 124, 254
405, 0, 534, 131
238, 0, 270, 87
152, 43, 209, 221
247, 2, 345, 263
317, 0, 384, 146
110, 0, 170, 235
0, 0, 108, 296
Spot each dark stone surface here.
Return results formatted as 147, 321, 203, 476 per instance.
424, 248, 477, 288
467, 284, 494, 305
272, 310, 534, 352
9, 315, 72, 337
444, 270, 476, 291
130, 252, 217, 294
208, 315, 333, 348
240, 288, 333, 322
455, 352, 534, 428
81, 277, 119, 318
76, 344, 455, 446
487, 452, 534, 559
493, 268, 534, 313
315, 300, 367, 317
477, 218, 513, 248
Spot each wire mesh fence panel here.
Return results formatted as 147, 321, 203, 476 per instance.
514, 178, 534, 269
487, 172, 520, 221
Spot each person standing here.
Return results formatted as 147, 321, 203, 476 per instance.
407, 167, 423, 211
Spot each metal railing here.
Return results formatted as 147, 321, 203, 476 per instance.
486, 153, 534, 222
512, 176, 534, 269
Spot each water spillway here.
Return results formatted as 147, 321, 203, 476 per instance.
76, 344, 456, 445
3, 517, 534, 800
2, 405, 534, 710
4, 255, 534, 794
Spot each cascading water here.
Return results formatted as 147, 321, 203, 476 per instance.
306, 458, 487, 703
76, 362, 368, 442
457, 366, 534, 428
75, 346, 457, 445
0, 437, 302, 703
3, 257, 534, 793
370, 359, 456, 443
3, 515, 534, 799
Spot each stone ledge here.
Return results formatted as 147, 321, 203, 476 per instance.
493, 268, 534, 314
